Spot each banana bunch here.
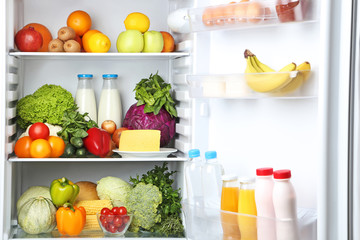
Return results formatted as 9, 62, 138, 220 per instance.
244, 49, 311, 94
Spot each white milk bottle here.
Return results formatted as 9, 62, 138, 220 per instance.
255, 167, 276, 240
98, 74, 122, 128
75, 74, 97, 123
202, 151, 224, 209
273, 169, 299, 240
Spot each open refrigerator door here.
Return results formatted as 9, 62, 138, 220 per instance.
0, 0, 356, 239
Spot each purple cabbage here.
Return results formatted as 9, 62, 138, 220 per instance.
123, 103, 176, 147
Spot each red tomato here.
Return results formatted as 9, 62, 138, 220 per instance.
113, 216, 123, 227
106, 212, 115, 222
118, 206, 127, 216
122, 215, 130, 224
14, 136, 33, 158
108, 224, 117, 233
111, 207, 120, 215
28, 122, 50, 140
101, 218, 109, 227
100, 215, 106, 222
101, 208, 111, 215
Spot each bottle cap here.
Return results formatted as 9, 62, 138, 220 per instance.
103, 74, 118, 78
78, 74, 93, 78
222, 174, 238, 181
205, 151, 217, 160
273, 169, 291, 179
238, 177, 255, 184
188, 149, 200, 158
256, 167, 273, 176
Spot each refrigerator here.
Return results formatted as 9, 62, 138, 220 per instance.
0, 0, 354, 239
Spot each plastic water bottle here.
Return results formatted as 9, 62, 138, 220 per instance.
255, 167, 276, 240
185, 149, 204, 207
273, 169, 299, 240
202, 151, 224, 209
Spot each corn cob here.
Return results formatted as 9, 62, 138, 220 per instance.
83, 214, 101, 230
75, 199, 113, 215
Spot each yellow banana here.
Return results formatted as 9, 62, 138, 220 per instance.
245, 61, 296, 93
253, 55, 275, 72
274, 61, 311, 94
250, 56, 264, 73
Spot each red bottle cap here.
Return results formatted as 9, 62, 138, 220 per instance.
273, 169, 291, 179
256, 167, 273, 176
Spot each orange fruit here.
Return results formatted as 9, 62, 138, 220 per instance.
48, 136, 66, 158
30, 139, 52, 158
82, 29, 101, 52
14, 136, 33, 158
23, 23, 53, 52
67, 10, 92, 36
88, 32, 111, 53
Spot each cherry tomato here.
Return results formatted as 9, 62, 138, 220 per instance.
118, 224, 126, 232
14, 136, 33, 158
101, 217, 109, 227
106, 212, 115, 222
100, 215, 106, 222
28, 122, 50, 140
111, 207, 121, 215
113, 216, 123, 227
101, 208, 111, 215
118, 206, 127, 216
122, 215, 130, 224
108, 224, 117, 233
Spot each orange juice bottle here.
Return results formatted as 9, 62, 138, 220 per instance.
238, 177, 257, 240
221, 174, 240, 240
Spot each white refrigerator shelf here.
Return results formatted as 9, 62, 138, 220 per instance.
8, 51, 190, 60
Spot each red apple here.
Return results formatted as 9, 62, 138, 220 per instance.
15, 27, 43, 52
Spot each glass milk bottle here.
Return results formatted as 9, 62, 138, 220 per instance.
75, 74, 97, 123
238, 177, 257, 240
98, 74, 122, 128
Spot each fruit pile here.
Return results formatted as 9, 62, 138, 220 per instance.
99, 206, 131, 234
14, 10, 175, 53
244, 49, 311, 94
14, 122, 65, 158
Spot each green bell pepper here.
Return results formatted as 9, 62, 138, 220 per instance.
50, 177, 79, 207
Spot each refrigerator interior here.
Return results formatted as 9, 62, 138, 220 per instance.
2, 0, 326, 239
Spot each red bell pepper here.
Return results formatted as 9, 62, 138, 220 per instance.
83, 128, 111, 157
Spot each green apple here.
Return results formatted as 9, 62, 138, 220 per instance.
143, 30, 164, 53
116, 30, 144, 53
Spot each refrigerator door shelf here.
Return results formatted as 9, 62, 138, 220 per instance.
187, 71, 316, 99
172, 1, 317, 33
182, 201, 317, 240
8, 52, 190, 60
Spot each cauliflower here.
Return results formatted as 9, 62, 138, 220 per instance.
19, 123, 62, 139
126, 182, 162, 232
96, 176, 132, 207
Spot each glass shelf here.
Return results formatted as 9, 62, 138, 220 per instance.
11, 226, 186, 239
185, 1, 317, 33
187, 70, 316, 99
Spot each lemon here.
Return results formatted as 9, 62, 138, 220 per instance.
88, 33, 111, 53
124, 12, 150, 33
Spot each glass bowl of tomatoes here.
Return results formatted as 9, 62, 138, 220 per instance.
97, 206, 132, 236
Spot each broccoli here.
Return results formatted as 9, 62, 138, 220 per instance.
16, 84, 76, 129
126, 182, 162, 232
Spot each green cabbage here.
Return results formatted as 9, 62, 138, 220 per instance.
16, 84, 76, 129
96, 176, 132, 207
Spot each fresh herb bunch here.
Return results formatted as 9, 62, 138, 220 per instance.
129, 162, 183, 234
57, 109, 98, 140
134, 72, 177, 118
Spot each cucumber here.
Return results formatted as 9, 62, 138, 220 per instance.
76, 148, 86, 157
70, 137, 83, 148
63, 144, 76, 157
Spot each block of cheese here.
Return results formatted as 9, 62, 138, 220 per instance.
119, 130, 161, 152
